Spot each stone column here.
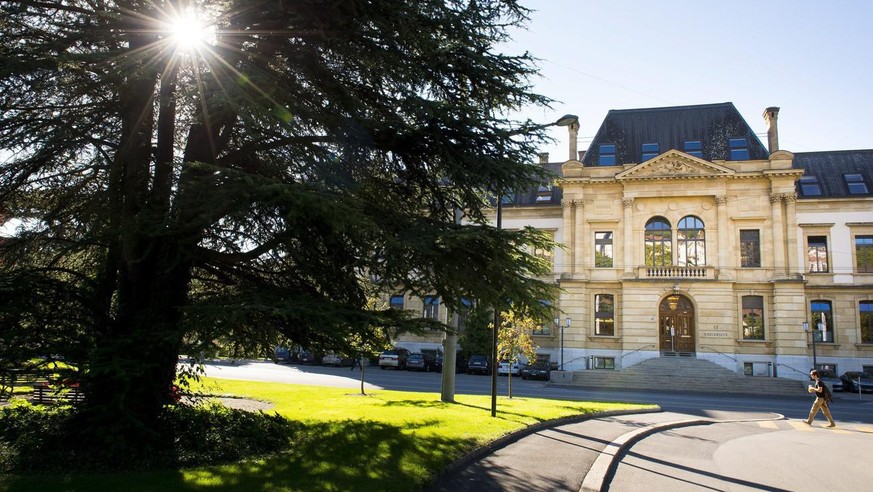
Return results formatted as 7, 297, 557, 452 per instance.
622, 198, 635, 278
770, 193, 786, 279
782, 192, 800, 278
574, 200, 585, 276
715, 195, 730, 279
562, 199, 574, 275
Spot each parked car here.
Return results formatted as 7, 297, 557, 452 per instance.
840, 371, 873, 393
819, 375, 844, 392
497, 360, 522, 376
273, 346, 291, 363
406, 353, 436, 372
467, 354, 491, 375
434, 353, 467, 374
322, 353, 354, 367
521, 362, 552, 381
378, 348, 410, 370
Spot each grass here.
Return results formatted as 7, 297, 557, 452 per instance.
0, 377, 656, 492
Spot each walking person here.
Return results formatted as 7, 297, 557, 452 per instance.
805, 369, 836, 427
350, 355, 361, 371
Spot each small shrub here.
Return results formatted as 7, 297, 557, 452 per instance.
0, 400, 296, 472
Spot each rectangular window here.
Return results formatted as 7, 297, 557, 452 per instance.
423, 295, 440, 321
742, 296, 765, 340
845, 173, 869, 195
740, 230, 761, 267
860, 301, 873, 344
594, 294, 615, 336
599, 144, 617, 166
535, 184, 553, 203
389, 294, 404, 310
533, 230, 554, 270
807, 236, 829, 273
856, 236, 873, 273
729, 138, 749, 160
799, 176, 822, 196
594, 231, 614, 267
683, 140, 703, 158
641, 142, 659, 161
532, 300, 552, 336
811, 300, 834, 343
593, 356, 615, 370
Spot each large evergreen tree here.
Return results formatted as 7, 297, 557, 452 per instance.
0, 0, 558, 460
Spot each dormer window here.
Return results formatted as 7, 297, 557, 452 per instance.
799, 176, 823, 197
599, 144, 617, 166
729, 138, 749, 160
845, 173, 869, 195
536, 184, 553, 203
641, 143, 659, 162
683, 140, 703, 158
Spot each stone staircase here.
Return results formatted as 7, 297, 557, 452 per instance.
564, 356, 806, 396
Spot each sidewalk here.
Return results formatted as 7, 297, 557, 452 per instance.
427, 410, 782, 492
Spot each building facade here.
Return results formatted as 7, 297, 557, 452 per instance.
393, 103, 873, 382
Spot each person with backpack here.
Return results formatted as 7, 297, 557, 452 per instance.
805, 369, 836, 427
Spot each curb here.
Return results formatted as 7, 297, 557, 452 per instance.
579, 413, 786, 492
425, 406, 662, 491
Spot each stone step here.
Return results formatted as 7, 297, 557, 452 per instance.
562, 357, 805, 396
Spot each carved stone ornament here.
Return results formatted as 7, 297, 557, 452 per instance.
616, 149, 735, 180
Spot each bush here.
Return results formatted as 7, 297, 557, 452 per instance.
0, 400, 295, 472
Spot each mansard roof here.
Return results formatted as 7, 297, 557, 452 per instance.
794, 149, 873, 199
581, 102, 769, 166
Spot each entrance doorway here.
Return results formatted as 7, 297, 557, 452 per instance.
659, 294, 695, 356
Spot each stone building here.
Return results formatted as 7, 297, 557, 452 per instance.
393, 102, 873, 382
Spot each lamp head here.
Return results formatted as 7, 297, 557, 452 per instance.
555, 114, 579, 127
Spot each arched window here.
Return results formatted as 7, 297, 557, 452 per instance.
645, 217, 672, 266
678, 216, 706, 266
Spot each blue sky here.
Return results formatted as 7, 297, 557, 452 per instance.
506, 1, 873, 161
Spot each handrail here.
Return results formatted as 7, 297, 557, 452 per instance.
700, 344, 738, 363
622, 344, 655, 359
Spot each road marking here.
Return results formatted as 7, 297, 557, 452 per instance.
788, 421, 814, 431
757, 421, 779, 429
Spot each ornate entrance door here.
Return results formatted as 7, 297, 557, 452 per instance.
659, 294, 695, 355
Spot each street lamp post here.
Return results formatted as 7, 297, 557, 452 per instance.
490, 114, 579, 418
803, 321, 818, 369
554, 317, 571, 370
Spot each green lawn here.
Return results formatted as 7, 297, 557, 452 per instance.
0, 377, 656, 492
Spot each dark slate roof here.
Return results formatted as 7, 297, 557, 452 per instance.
581, 102, 769, 166
793, 150, 873, 199
505, 161, 563, 207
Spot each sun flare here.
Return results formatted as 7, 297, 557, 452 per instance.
167, 11, 213, 51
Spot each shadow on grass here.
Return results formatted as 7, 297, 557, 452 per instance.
0, 419, 477, 492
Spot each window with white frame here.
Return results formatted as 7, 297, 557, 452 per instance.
594, 231, 614, 267
860, 301, 873, 344
810, 300, 834, 343
423, 295, 440, 321
594, 294, 615, 336
742, 295, 764, 340
389, 294, 404, 310
645, 217, 672, 266
677, 216, 706, 266
807, 236, 829, 273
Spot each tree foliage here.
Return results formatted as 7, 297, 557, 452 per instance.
0, 0, 559, 461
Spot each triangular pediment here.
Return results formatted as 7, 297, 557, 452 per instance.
616, 150, 735, 180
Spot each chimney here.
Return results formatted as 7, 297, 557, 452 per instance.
568, 120, 580, 161
538, 152, 549, 164
578, 150, 586, 161
763, 107, 780, 153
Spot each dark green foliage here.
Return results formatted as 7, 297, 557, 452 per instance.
0, 0, 559, 460
0, 402, 295, 472
458, 305, 495, 358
